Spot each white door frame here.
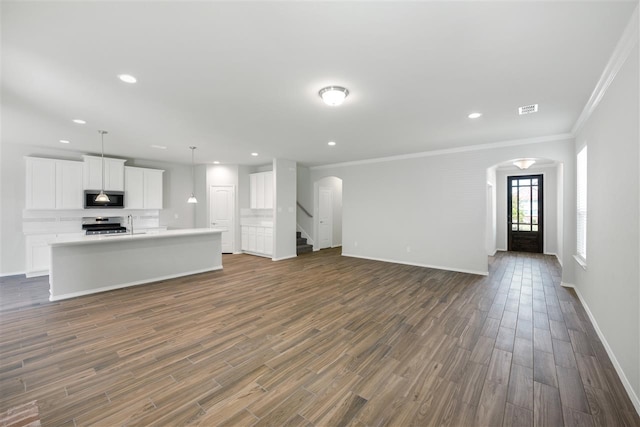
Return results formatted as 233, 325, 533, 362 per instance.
317, 186, 333, 249
209, 185, 235, 254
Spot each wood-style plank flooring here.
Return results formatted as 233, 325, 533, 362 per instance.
1, 249, 638, 426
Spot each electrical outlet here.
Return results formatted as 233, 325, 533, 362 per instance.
354, 241, 358, 247
174, 213, 179, 219
406, 246, 411, 253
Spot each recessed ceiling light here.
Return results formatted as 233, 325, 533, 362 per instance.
150, 144, 167, 150
72, 119, 86, 124
251, 152, 259, 157
328, 141, 336, 146
59, 139, 70, 144
519, 104, 539, 115
319, 86, 349, 106
213, 161, 220, 164
118, 74, 137, 84
468, 112, 482, 119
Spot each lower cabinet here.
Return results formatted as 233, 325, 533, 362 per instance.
241, 225, 272, 256
25, 233, 84, 277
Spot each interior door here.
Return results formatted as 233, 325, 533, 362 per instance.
508, 174, 543, 253
318, 186, 333, 249
210, 185, 235, 253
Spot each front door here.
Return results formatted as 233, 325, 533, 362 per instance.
318, 186, 333, 249
508, 174, 543, 253
209, 185, 235, 254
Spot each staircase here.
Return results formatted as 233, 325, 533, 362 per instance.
296, 232, 313, 255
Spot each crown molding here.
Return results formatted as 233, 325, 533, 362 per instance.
310, 133, 573, 170
572, 5, 639, 135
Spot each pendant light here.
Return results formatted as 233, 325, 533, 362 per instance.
187, 146, 198, 204
95, 130, 110, 203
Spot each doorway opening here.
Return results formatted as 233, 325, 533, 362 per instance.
508, 174, 543, 253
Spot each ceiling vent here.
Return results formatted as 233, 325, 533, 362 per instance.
518, 104, 539, 115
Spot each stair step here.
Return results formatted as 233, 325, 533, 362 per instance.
296, 231, 302, 238
296, 237, 307, 245
297, 244, 313, 255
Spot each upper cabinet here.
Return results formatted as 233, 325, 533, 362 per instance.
249, 171, 274, 209
82, 155, 126, 191
124, 166, 164, 209
25, 157, 83, 210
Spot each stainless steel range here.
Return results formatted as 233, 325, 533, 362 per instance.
82, 217, 127, 235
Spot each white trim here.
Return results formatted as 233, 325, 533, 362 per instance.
49, 266, 223, 301
331, 244, 342, 249
572, 6, 639, 135
296, 224, 314, 245
341, 253, 488, 276
573, 254, 587, 271
25, 271, 48, 278
309, 133, 574, 170
488, 250, 497, 256
310, 133, 572, 170
241, 251, 272, 259
0, 271, 27, 278
560, 282, 640, 416
272, 254, 297, 261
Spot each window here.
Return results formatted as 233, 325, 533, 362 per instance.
576, 146, 587, 262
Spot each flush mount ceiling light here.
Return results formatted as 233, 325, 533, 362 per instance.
95, 130, 110, 203
150, 144, 167, 150
251, 152, 259, 157
118, 74, 137, 84
59, 139, 70, 144
187, 146, 198, 204
318, 86, 349, 106
468, 112, 482, 119
513, 159, 536, 170
72, 119, 86, 124
328, 141, 336, 146
213, 161, 220, 164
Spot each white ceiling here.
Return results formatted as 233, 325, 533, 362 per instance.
1, 1, 636, 167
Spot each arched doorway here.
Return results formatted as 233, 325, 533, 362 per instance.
486, 158, 564, 259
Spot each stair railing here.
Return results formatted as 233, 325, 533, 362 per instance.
296, 202, 313, 218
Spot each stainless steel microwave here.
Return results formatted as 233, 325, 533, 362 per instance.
83, 190, 125, 209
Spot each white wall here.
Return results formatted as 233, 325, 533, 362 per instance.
296, 165, 313, 241
273, 158, 297, 260
306, 137, 575, 277
573, 39, 639, 408
0, 142, 196, 275
486, 167, 497, 255
495, 164, 559, 257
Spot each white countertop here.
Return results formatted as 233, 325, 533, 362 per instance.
240, 221, 273, 227
49, 228, 221, 247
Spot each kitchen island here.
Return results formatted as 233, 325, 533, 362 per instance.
49, 228, 222, 301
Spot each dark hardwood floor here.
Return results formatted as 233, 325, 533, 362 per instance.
0, 249, 638, 426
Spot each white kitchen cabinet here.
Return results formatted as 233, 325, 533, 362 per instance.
249, 171, 274, 209
25, 157, 83, 210
55, 160, 84, 209
241, 224, 272, 256
124, 166, 164, 209
25, 158, 56, 209
25, 234, 55, 277
83, 155, 126, 191
25, 232, 83, 277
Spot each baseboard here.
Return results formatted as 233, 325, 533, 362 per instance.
544, 252, 562, 267
488, 249, 497, 256
272, 254, 297, 261
341, 253, 488, 276
561, 282, 640, 416
49, 265, 223, 302
331, 244, 342, 249
0, 271, 26, 278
